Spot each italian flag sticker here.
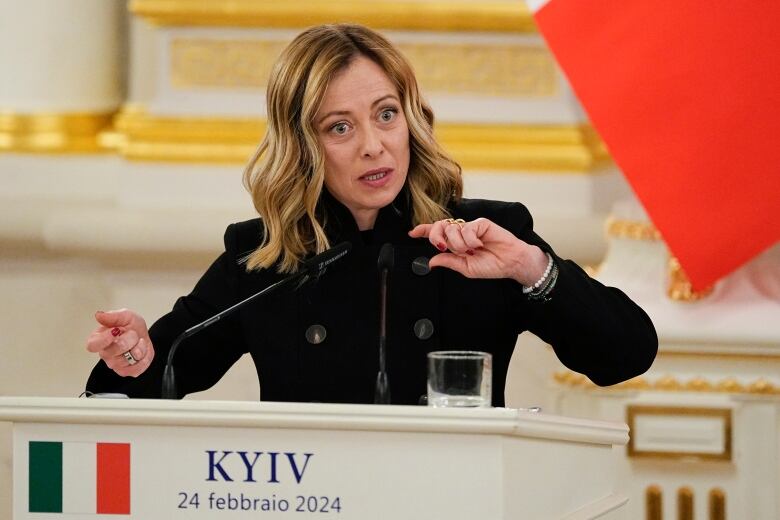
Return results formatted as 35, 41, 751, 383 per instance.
28, 441, 130, 514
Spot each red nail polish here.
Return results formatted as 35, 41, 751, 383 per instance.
111, 327, 121, 337
467, 249, 475, 256
437, 243, 447, 252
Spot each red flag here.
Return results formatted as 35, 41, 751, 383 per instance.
528, 0, 780, 290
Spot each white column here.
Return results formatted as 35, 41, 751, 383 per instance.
0, 0, 124, 112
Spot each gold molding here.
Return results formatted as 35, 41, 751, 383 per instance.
747, 378, 777, 394
678, 486, 694, 519
439, 123, 609, 171
170, 39, 286, 90
402, 42, 555, 97
170, 38, 558, 98
0, 112, 115, 154
106, 105, 610, 170
601, 220, 717, 302
627, 406, 732, 461
604, 217, 662, 241
645, 485, 662, 520
105, 105, 264, 163
667, 256, 714, 302
130, 0, 537, 33
654, 374, 681, 391
715, 378, 745, 393
684, 376, 713, 392
553, 370, 780, 395
709, 488, 725, 520
658, 349, 780, 362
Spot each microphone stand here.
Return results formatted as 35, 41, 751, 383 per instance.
161, 274, 306, 399
374, 243, 393, 404
161, 242, 351, 399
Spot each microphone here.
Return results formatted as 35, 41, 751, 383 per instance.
374, 243, 394, 404
161, 242, 351, 399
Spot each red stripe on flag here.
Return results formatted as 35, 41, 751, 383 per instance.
96, 443, 130, 514
534, 0, 780, 289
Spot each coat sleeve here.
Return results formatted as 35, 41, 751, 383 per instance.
85, 223, 251, 398
498, 202, 658, 386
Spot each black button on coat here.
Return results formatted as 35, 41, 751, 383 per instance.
87, 192, 658, 406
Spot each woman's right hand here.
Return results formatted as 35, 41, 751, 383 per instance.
86, 309, 155, 377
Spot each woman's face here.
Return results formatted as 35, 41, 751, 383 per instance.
314, 55, 410, 230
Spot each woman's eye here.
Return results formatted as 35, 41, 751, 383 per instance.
379, 108, 397, 122
331, 123, 349, 135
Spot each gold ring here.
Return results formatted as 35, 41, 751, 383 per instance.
445, 218, 466, 228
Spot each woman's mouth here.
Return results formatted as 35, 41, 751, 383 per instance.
359, 168, 393, 186
363, 171, 387, 181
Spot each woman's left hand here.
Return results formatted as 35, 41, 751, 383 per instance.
408, 218, 549, 286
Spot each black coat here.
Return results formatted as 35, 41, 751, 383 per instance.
87, 193, 657, 406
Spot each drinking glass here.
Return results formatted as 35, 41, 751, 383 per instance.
427, 351, 492, 407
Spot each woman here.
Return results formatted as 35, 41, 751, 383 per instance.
86, 24, 657, 406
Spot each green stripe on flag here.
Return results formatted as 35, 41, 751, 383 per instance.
29, 441, 63, 513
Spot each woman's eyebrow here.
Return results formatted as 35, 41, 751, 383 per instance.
317, 110, 350, 125
371, 94, 399, 107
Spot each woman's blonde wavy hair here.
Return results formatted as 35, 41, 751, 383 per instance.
243, 23, 463, 273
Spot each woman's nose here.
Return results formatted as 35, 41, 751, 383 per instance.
360, 126, 384, 157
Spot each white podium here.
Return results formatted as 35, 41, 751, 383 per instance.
0, 397, 628, 519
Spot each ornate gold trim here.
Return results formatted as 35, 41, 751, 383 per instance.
553, 370, 780, 395
627, 406, 732, 461
747, 378, 777, 394
715, 378, 746, 393
667, 256, 714, 302
684, 376, 714, 392
604, 217, 662, 241
708, 488, 725, 520
438, 123, 609, 171
106, 105, 264, 163
130, 0, 537, 32
170, 38, 558, 98
106, 105, 609, 170
603, 219, 715, 302
645, 485, 662, 520
659, 349, 780, 362
0, 112, 114, 154
654, 374, 681, 391
678, 487, 694, 520
601, 218, 716, 301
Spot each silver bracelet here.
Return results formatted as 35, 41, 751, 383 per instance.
522, 253, 554, 294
